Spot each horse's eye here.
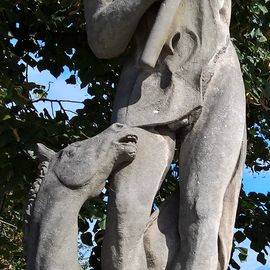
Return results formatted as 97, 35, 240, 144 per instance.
66, 149, 75, 158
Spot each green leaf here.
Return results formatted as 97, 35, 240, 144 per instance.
257, 252, 267, 265
235, 231, 246, 243
258, 35, 268, 43
65, 74, 76, 84
257, 4, 268, 14
78, 218, 89, 233
81, 232, 93, 246
263, 83, 270, 99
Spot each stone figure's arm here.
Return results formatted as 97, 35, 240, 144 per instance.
84, 0, 157, 59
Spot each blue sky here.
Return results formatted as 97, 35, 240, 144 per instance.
240, 170, 270, 270
28, 67, 270, 270
28, 67, 88, 115
243, 169, 270, 194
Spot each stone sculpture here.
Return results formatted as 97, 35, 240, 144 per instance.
84, 0, 247, 270
23, 0, 247, 269
23, 123, 138, 270
24, 123, 182, 270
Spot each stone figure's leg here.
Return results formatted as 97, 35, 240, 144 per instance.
177, 115, 245, 270
144, 190, 180, 270
175, 55, 246, 269
102, 127, 176, 270
218, 135, 246, 270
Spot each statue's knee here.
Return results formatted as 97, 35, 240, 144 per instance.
114, 194, 149, 217
193, 198, 222, 222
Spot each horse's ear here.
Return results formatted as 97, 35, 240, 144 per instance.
36, 143, 55, 161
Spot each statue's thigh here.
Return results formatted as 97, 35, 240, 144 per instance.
179, 73, 246, 217
111, 127, 176, 211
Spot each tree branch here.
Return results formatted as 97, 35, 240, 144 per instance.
30, 98, 84, 104
0, 219, 17, 229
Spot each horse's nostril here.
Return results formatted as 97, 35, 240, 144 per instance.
119, 135, 138, 144
114, 123, 124, 128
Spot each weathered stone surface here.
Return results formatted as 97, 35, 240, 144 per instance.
84, 0, 247, 269
24, 123, 138, 270
24, 0, 247, 269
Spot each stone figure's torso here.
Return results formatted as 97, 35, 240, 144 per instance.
111, 0, 234, 127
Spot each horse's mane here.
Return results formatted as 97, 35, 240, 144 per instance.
23, 161, 49, 252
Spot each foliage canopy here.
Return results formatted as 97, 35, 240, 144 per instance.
0, 0, 269, 269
